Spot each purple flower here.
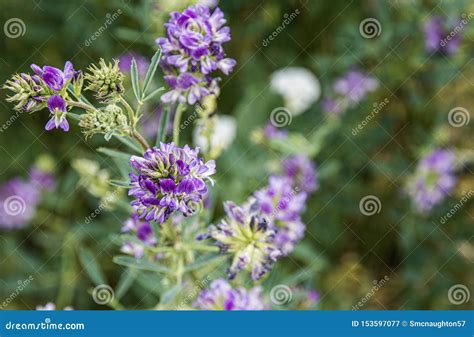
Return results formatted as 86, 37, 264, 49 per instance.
332, 70, 378, 104
45, 95, 69, 132
29, 166, 55, 191
263, 123, 288, 140
129, 143, 216, 224
156, 5, 235, 104
282, 155, 318, 194
424, 16, 462, 55
0, 178, 40, 230
121, 214, 157, 258
254, 176, 307, 255
407, 149, 457, 213
321, 97, 345, 115
205, 201, 282, 280
118, 52, 150, 77
31, 61, 74, 92
194, 279, 265, 310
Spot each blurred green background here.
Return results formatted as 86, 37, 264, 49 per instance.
0, 0, 473, 310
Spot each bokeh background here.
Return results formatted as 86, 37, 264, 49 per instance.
0, 0, 473, 310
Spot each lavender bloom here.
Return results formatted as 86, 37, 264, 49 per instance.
121, 214, 157, 258
0, 178, 40, 230
333, 70, 378, 104
407, 149, 457, 213
282, 155, 318, 194
424, 16, 461, 55
118, 52, 150, 77
254, 176, 307, 255
206, 201, 282, 280
156, 4, 236, 104
194, 279, 265, 310
29, 166, 55, 191
263, 123, 288, 140
321, 97, 345, 115
129, 143, 216, 224
45, 95, 69, 132
31, 61, 74, 92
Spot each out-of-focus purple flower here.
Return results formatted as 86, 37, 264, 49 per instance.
45, 95, 69, 132
156, 4, 236, 104
321, 97, 345, 115
282, 155, 318, 194
129, 143, 216, 224
118, 52, 150, 77
263, 123, 288, 140
254, 176, 307, 255
194, 279, 265, 310
204, 201, 282, 280
0, 178, 40, 230
407, 149, 457, 213
424, 16, 462, 55
36, 303, 73, 310
31, 61, 74, 92
121, 214, 157, 258
29, 166, 55, 191
333, 70, 378, 104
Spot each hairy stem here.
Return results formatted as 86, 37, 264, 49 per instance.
132, 130, 150, 151
66, 100, 94, 111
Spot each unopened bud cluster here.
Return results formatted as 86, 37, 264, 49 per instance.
3, 74, 51, 112
79, 104, 129, 140
85, 59, 124, 103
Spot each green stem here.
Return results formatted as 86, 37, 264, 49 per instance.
172, 103, 185, 145
132, 130, 150, 151
120, 97, 135, 124
66, 100, 93, 111
186, 243, 219, 253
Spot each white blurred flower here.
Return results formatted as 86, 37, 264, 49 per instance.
197, 0, 219, 8
194, 115, 236, 158
270, 67, 321, 115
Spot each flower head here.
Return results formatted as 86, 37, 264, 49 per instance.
282, 155, 318, 193
156, 4, 236, 104
424, 16, 462, 55
121, 214, 157, 258
194, 279, 265, 310
85, 59, 125, 103
3, 73, 49, 112
79, 104, 129, 140
407, 149, 457, 213
129, 143, 216, 224
206, 201, 282, 280
31, 61, 74, 92
45, 95, 69, 132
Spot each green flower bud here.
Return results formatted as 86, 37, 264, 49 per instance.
85, 59, 124, 103
79, 104, 129, 140
3, 73, 51, 112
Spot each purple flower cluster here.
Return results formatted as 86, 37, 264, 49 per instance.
322, 70, 378, 115
407, 149, 457, 213
282, 154, 318, 193
129, 142, 216, 224
120, 214, 157, 258
424, 16, 462, 55
194, 279, 265, 310
0, 167, 54, 230
156, 4, 236, 104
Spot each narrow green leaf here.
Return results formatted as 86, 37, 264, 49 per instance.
131, 58, 142, 103
115, 269, 137, 299
184, 254, 224, 272
143, 87, 165, 102
113, 256, 171, 274
97, 147, 133, 161
67, 112, 81, 121
78, 248, 106, 286
108, 179, 131, 188
142, 49, 162, 95
160, 284, 182, 305
113, 135, 143, 154
156, 108, 170, 145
